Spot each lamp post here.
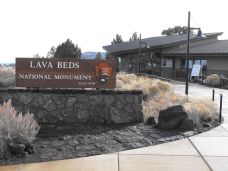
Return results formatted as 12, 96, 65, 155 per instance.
185, 12, 191, 96
139, 34, 150, 73
185, 11, 204, 96
138, 34, 142, 73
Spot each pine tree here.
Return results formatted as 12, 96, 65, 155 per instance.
95, 52, 102, 59
46, 46, 56, 58
129, 32, 139, 41
54, 39, 81, 58
161, 26, 192, 36
111, 34, 123, 45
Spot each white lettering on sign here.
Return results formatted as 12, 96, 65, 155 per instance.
57, 62, 80, 69
18, 74, 92, 80
29, 61, 80, 69
54, 74, 92, 80
30, 61, 53, 69
19, 74, 52, 79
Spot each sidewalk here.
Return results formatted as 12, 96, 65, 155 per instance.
1, 83, 228, 171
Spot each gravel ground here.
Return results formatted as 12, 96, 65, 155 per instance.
0, 121, 220, 165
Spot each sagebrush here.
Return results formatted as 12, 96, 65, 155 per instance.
0, 100, 40, 157
0, 66, 15, 88
143, 92, 187, 119
184, 98, 218, 125
204, 74, 221, 87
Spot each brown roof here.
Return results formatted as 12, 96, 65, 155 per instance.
162, 40, 228, 56
103, 32, 223, 54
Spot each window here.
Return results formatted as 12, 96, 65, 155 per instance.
201, 60, 207, 69
181, 59, 193, 69
181, 59, 207, 70
161, 58, 172, 67
194, 60, 201, 65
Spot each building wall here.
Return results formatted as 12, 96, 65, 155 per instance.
119, 52, 154, 73
207, 70, 228, 76
120, 57, 130, 72
207, 56, 228, 71
161, 68, 174, 78
175, 57, 181, 70
174, 55, 228, 77
120, 54, 139, 73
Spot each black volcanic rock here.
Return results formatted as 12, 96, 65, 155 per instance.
158, 105, 187, 129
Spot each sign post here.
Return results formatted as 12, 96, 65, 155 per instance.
16, 58, 116, 89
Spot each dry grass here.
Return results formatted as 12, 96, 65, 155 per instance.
116, 73, 172, 96
117, 73, 219, 125
0, 100, 40, 157
184, 98, 218, 125
116, 73, 181, 119
205, 74, 221, 87
0, 66, 15, 88
143, 92, 187, 119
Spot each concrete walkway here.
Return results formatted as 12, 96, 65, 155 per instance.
1, 83, 228, 171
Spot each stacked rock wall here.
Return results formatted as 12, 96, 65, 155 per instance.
0, 88, 143, 124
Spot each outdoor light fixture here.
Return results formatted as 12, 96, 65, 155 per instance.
185, 11, 206, 96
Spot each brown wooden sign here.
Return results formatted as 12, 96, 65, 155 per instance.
16, 58, 116, 89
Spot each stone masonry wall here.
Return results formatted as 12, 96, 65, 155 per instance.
0, 89, 143, 124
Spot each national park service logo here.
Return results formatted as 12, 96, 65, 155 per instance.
95, 63, 113, 84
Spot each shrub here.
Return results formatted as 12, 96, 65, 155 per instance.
116, 79, 124, 89
157, 81, 172, 92
183, 98, 218, 125
0, 100, 40, 157
205, 74, 221, 87
143, 92, 187, 119
116, 73, 173, 97
116, 73, 137, 84
116, 73, 218, 126
0, 66, 15, 88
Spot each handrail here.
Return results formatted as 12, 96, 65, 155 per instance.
136, 73, 189, 84
134, 72, 228, 89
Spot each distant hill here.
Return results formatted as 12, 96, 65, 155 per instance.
82, 52, 106, 59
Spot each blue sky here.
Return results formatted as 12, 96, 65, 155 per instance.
0, 0, 228, 63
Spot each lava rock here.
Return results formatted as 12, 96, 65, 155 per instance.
146, 117, 156, 125
143, 94, 149, 101
7, 136, 35, 156
179, 119, 195, 131
25, 142, 35, 154
158, 105, 187, 129
7, 143, 26, 156
203, 122, 211, 128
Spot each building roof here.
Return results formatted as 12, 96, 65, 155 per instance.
162, 40, 228, 56
103, 32, 223, 54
